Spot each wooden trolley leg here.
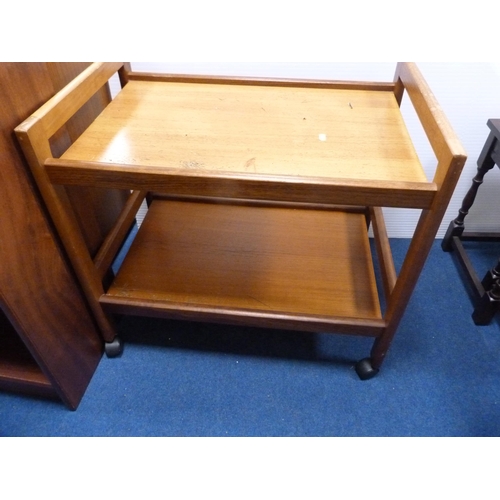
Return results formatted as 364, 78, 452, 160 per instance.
354, 64, 467, 380
370, 208, 443, 373
358, 174, 465, 379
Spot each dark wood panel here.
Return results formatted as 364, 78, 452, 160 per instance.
0, 63, 104, 409
0, 308, 56, 398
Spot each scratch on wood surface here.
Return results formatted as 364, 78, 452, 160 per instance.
248, 295, 270, 309
181, 160, 205, 169
244, 157, 256, 172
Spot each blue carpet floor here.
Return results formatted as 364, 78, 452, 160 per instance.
1, 238, 500, 437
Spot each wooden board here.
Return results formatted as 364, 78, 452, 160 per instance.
0, 309, 55, 397
104, 199, 382, 329
62, 81, 427, 184
0, 63, 104, 409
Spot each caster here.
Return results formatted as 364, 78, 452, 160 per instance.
355, 358, 379, 380
105, 337, 123, 358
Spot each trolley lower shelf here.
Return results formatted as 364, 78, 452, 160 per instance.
101, 198, 385, 336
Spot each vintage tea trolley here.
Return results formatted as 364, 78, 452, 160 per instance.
15, 62, 467, 379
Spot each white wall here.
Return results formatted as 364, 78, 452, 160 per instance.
115, 62, 500, 238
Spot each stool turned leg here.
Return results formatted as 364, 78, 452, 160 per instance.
472, 279, 500, 325
481, 258, 500, 292
442, 158, 495, 252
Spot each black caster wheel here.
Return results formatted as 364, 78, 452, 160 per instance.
355, 358, 379, 381
105, 337, 123, 358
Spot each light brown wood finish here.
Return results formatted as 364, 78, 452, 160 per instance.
125, 70, 397, 91
46, 63, 132, 257
369, 206, 397, 302
103, 198, 382, 327
102, 297, 386, 337
369, 63, 468, 369
15, 63, 127, 343
15, 123, 118, 342
27, 63, 122, 139
93, 189, 147, 281
45, 159, 437, 209
46, 77, 440, 210
14, 62, 467, 377
396, 62, 466, 186
56, 81, 431, 204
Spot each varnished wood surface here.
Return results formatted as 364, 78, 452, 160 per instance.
0, 309, 56, 397
0, 63, 104, 409
125, 70, 397, 91
12, 62, 468, 376
46, 158, 437, 209
61, 80, 427, 186
368, 63, 468, 369
46, 62, 131, 257
15, 64, 121, 344
105, 199, 382, 323
396, 62, 467, 185
123, 70, 396, 92
17, 62, 130, 257
370, 206, 397, 302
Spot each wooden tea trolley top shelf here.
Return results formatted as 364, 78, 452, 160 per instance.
47, 71, 436, 210
15, 62, 467, 379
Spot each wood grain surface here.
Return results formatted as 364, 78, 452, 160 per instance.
62, 81, 427, 184
0, 63, 106, 408
106, 199, 382, 322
